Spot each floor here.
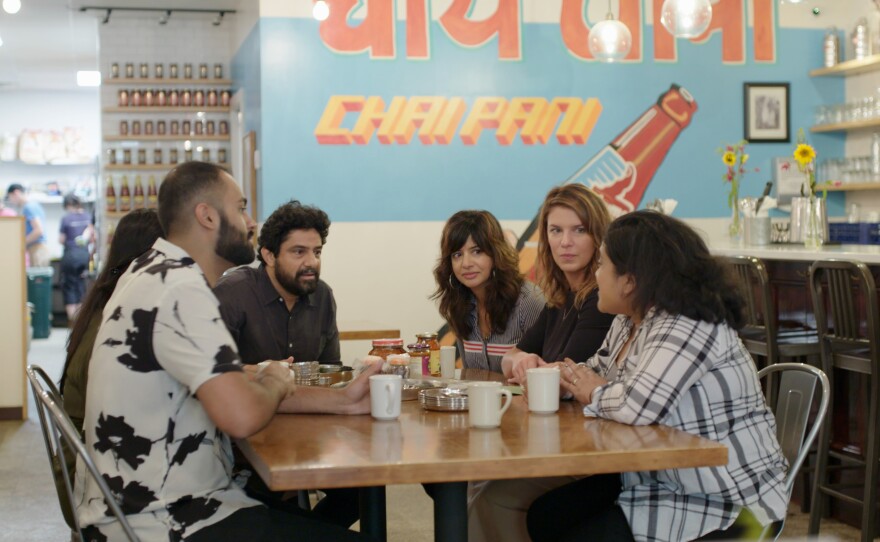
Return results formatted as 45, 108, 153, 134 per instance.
0, 330, 870, 541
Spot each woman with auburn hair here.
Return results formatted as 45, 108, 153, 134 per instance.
470, 184, 615, 542
433, 210, 544, 372
502, 183, 615, 384
526, 211, 787, 542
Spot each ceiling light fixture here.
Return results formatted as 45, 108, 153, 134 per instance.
660, 0, 713, 39
79, 6, 236, 26
313, 1, 330, 21
588, 0, 632, 63
76, 70, 101, 87
2, 0, 21, 15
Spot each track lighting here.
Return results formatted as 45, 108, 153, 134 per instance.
102, 9, 112, 24
158, 10, 170, 25
79, 6, 236, 26
212, 12, 224, 26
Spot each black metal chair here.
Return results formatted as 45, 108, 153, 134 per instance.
27, 365, 140, 542
807, 260, 880, 542
728, 256, 821, 372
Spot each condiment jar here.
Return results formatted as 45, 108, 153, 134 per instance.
416, 333, 441, 376
369, 338, 407, 360
407, 343, 429, 377
386, 354, 410, 378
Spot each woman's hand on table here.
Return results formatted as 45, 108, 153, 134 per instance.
508, 353, 547, 385
342, 361, 384, 415
560, 358, 606, 404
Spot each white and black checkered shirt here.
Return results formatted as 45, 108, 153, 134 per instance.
584, 309, 788, 542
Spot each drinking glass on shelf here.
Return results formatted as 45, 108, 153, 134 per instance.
815, 105, 828, 125
863, 96, 875, 120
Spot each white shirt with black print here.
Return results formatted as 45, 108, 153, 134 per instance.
75, 238, 260, 542
584, 309, 789, 542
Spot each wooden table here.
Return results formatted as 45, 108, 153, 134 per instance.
337, 321, 400, 341
239, 380, 728, 542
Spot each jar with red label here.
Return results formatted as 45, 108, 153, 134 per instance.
207, 89, 218, 107
194, 120, 204, 135
369, 338, 407, 360
220, 90, 231, 107
168, 89, 179, 107
219, 120, 229, 135
182, 120, 192, 134
181, 89, 192, 107
124, 62, 134, 78
143, 89, 154, 107
131, 89, 142, 107
131, 120, 141, 135
118, 89, 129, 107
170, 120, 180, 135
183, 63, 193, 79
193, 89, 205, 107
416, 333, 441, 376
119, 120, 129, 136
206, 120, 215, 135
199, 63, 208, 79
214, 63, 223, 79
144, 120, 154, 135
157, 120, 166, 135
154, 63, 164, 79
156, 89, 167, 107
169, 63, 179, 78
407, 343, 429, 377
139, 63, 149, 78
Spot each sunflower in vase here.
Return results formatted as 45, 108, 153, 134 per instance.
792, 129, 826, 198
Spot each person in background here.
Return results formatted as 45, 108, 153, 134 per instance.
60, 208, 163, 435
74, 162, 378, 541
469, 184, 615, 542
0, 195, 15, 217
58, 194, 95, 322
432, 210, 544, 373
526, 210, 788, 542
214, 200, 340, 365
6, 183, 49, 267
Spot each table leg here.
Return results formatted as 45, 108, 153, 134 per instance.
432, 481, 467, 542
359, 486, 387, 542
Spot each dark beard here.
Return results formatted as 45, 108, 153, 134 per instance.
215, 212, 255, 266
276, 265, 319, 297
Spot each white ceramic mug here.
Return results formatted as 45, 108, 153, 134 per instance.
369, 374, 403, 420
468, 382, 513, 429
440, 345, 456, 379
526, 367, 560, 414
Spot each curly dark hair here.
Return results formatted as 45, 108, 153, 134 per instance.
537, 184, 611, 308
257, 200, 330, 264
603, 210, 745, 329
432, 210, 524, 339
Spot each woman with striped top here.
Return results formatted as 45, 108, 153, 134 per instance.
432, 210, 544, 373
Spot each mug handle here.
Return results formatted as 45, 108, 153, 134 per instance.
498, 389, 513, 417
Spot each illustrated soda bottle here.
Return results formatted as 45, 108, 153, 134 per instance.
133, 175, 145, 209
105, 176, 117, 213
147, 175, 158, 209
119, 175, 131, 212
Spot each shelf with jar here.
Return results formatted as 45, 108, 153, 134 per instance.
810, 54, 880, 78
107, 145, 229, 169
810, 118, 880, 133
105, 135, 230, 142
112, 118, 230, 139
110, 87, 231, 109
108, 61, 227, 81
104, 163, 230, 172
104, 78, 232, 86
825, 182, 880, 192
103, 106, 230, 114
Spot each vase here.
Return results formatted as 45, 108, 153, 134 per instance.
803, 195, 827, 249
728, 195, 742, 242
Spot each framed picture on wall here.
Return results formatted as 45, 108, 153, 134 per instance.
743, 83, 790, 143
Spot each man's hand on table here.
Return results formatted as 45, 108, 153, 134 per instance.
340, 361, 384, 415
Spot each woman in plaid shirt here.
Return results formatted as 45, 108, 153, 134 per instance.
527, 210, 788, 542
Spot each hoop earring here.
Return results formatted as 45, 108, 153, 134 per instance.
449, 274, 455, 287
492, 269, 496, 279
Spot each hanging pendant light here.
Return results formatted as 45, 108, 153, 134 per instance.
589, 0, 632, 63
660, 0, 713, 39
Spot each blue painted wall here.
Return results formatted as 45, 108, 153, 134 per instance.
236, 16, 845, 222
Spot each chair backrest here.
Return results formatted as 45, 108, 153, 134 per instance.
757, 362, 830, 498
728, 256, 778, 354
809, 260, 880, 364
27, 365, 141, 542
26, 364, 77, 530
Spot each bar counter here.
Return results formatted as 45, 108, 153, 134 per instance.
710, 241, 880, 264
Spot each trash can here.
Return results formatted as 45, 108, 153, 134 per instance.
26, 267, 54, 339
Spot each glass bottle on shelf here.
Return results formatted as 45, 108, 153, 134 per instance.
105, 176, 117, 213
119, 175, 131, 212
147, 175, 158, 209
133, 175, 144, 209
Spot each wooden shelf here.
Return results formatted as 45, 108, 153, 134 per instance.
105, 210, 148, 219
810, 55, 880, 77
810, 118, 880, 133
825, 182, 880, 192
104, 135, 230, 142
102, 106, 230, 113
104, 163, 229, 171
104, 78, 232, 86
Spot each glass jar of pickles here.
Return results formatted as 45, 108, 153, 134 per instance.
369, 338, 406, 360
416, 333, 441, 376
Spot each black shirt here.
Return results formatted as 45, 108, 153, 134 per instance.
516, 289, 613, 363
213, 264, 341, 364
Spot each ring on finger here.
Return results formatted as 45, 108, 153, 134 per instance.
572, 377, 580, 384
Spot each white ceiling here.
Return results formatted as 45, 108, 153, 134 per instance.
0, 0, 239, 91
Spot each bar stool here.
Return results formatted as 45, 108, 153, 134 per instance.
727, 256, 820, 371
808, 260, 880, 542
